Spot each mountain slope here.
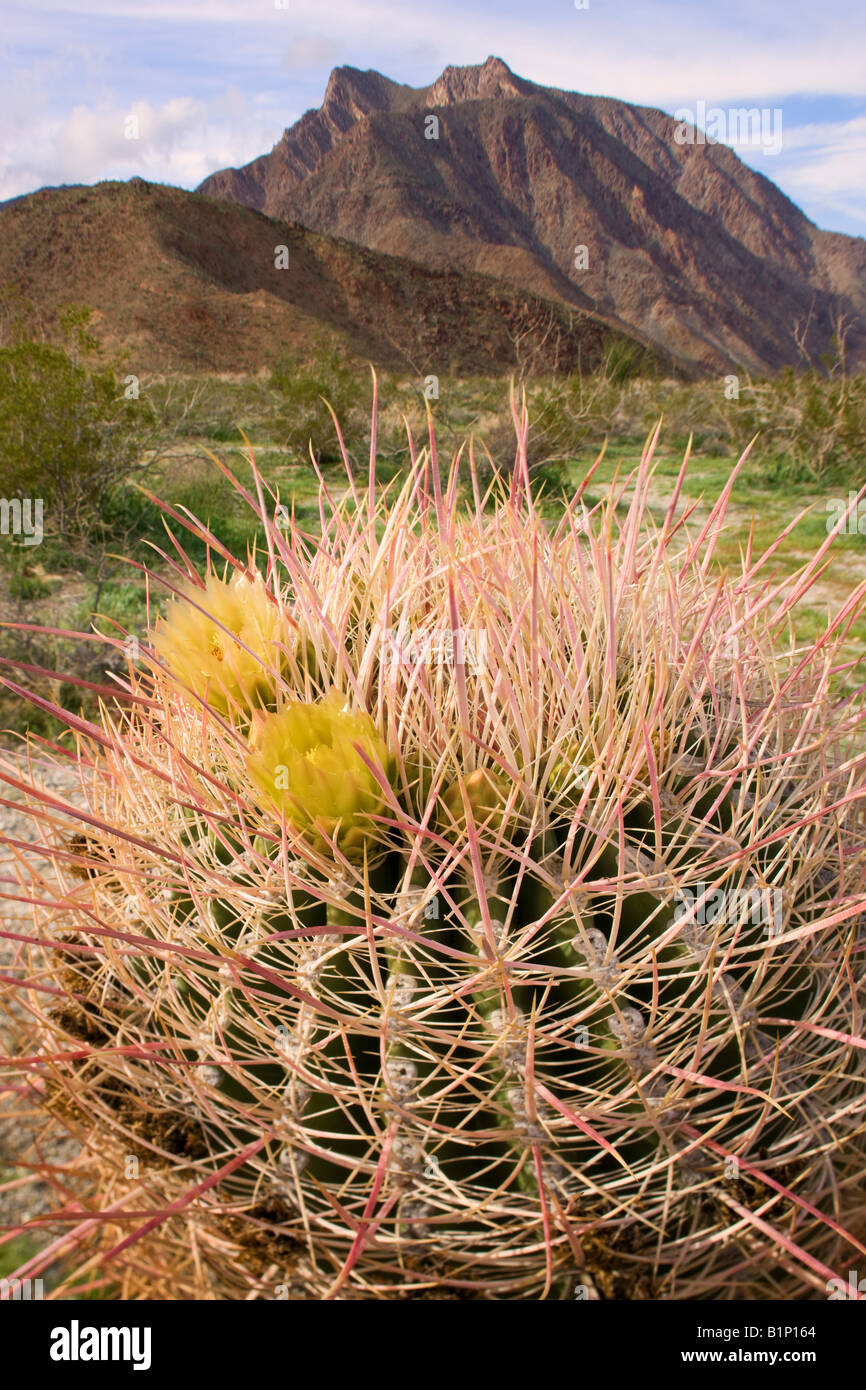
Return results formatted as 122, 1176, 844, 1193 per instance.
199, 56, 866, 374
0, 179, 660, 375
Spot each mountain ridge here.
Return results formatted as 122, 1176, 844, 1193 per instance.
198, 55, 866, 373
0, 177, 664, 376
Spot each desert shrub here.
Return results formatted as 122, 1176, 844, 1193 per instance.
733, 369, 866, 484
600, 335, 652, 385
0, 332, 155, 550
5, 565, 55, 602
270, 347, 361, 463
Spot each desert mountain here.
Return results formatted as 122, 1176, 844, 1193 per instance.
0, 178, 659, 375
199, 56, 866, 374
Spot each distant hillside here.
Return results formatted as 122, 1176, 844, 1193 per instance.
0, 179, 663, 376
200, 55, 866, 374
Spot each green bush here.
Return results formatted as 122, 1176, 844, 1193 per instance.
76, 580, 151, 637
6, 567, 54, 601
0, 330, 155, 550
601, 335, 651, 385
734, 369, 866, 483
270, 347, 359, 463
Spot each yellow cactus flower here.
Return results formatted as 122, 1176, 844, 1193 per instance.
154, 570, 286, 715
246, 689, 395, 853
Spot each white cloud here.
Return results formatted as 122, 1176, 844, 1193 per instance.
761, 117, 866, 230
777, 117, 866, 198
55, 98, 205, 179
1, 0, 863, 234
0, 91, 283, 199
3, 0, 865, 106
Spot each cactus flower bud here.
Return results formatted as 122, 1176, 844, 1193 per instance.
438, 767, 513, 838
154, 570, 285, 715
246, 688, 395, 854
548, 742, 594, 807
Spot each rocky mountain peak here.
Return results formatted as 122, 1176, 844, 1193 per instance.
428, 55, 527, 105
197, 57, 866, 373
321, 65, 397, 120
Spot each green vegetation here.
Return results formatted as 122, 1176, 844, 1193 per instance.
1, 323, 864, 737
0, 309, 158, 550
0, 1225, 116, 1300
269, 343, 363, 462
0, 1230, 44, 1283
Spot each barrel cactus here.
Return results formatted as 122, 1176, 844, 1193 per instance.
3, 404, 866, 1301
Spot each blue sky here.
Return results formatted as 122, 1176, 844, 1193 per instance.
2, 0, 864, 237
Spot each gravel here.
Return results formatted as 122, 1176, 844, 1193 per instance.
0, 743, 85, 1250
